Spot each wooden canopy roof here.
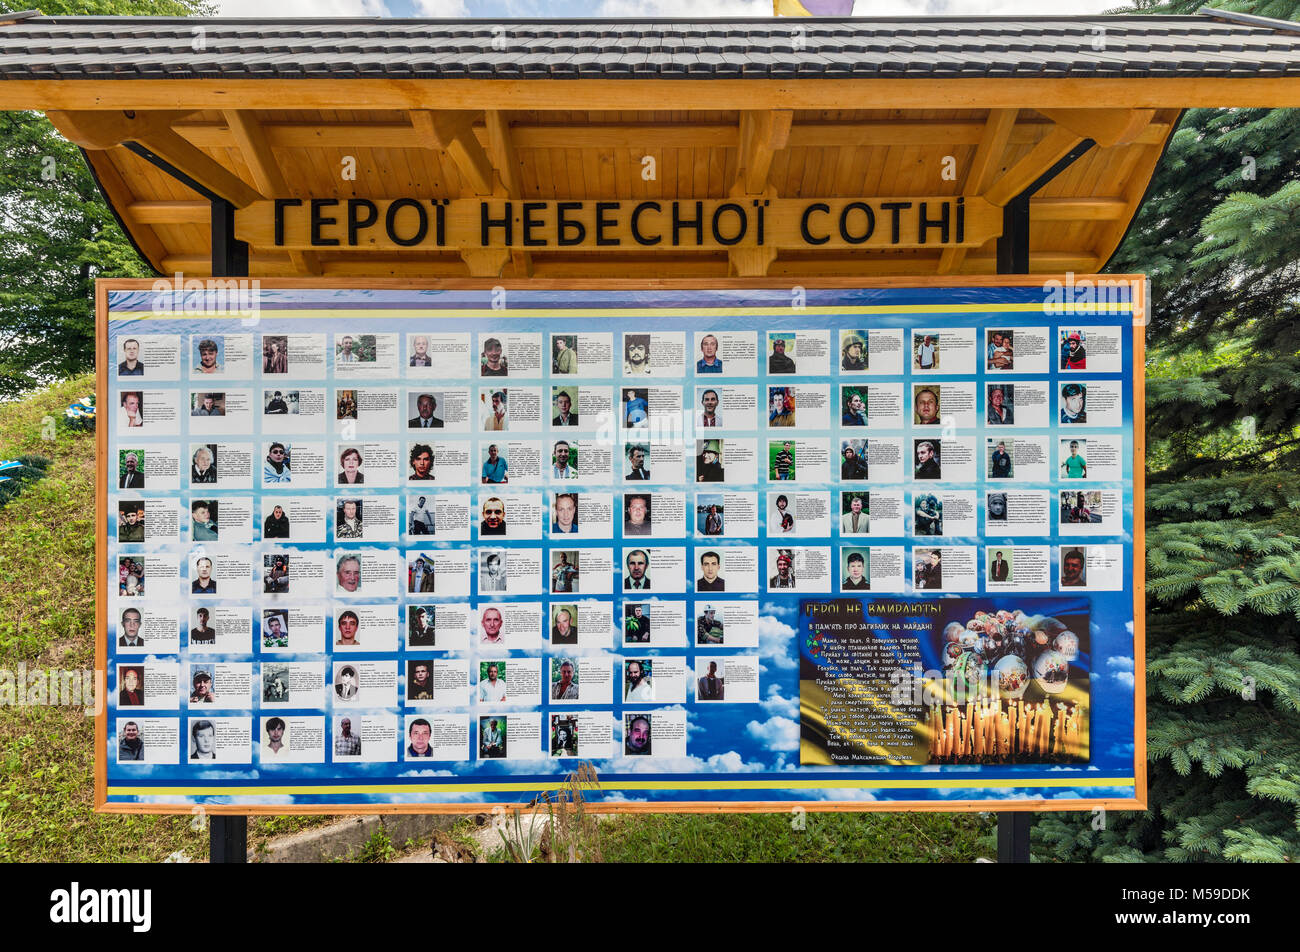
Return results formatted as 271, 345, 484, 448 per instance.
5, 10, 1300, 278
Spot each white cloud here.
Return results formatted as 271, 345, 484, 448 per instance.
760, 684, 799, 719
1111, 670, 1135, 688
1106, 654, 1134, 671
416, 0, 472, 15
758, 613, 798, 669
217, 0, 390, 14
745, 715, 799, 749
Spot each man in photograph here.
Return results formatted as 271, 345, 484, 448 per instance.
916, 550, 943, 589
625, 660, 653, 702
408, 554, 437, 594
770, 551, 795, 588
626, 444, 650, 480
771, 441, 794, 481
267, 612, 291, 646
551, 608, 577, 645
337, 335, 358, 363
410, 334, 432, 367
841, 494, 868, 534
191, 501, 217, 541
191, 557, 216, 594
190, 608, 216, 645
481, 443, 508, 484
264, 717, 286, 756
190, 670, 216, 704
265, 390, 289, 414
698, 388, 721, 428
775, 494, 794, 533
915, 334, 936, 370
697, 607, 723, 645
551, 552, 578, 593
119, 506, 144, 543
624, 549, 650, 590
697, 661, 725, 700
1063, 440, 1087, 478
624, 494, 651, 536
120, 391, 143, 428
483, 390, 508, 430
480, 552, 505, 592
481, 497, 506, 535
625, 716, 652, 755
481, 337, 508, 375
119, 452, 144, 489
409, 443, 435, 481
552, 441, 577, 479
769, 386, 795, 427
335, 666, 359, 700
335, 611, 358, 647
552, 492, 578, 534
119, 721, 144, 761
987, 386, 1013, 425
480, 719, 505, 758
988, 492, 1008, 522
410, 496, 436, 536
1061, 383, 1087, 424
480, 607, 505, 645
697, 334, 722, 373
192, 393, 220, 416
842, 390, 867, 427
264, 504, 290, 539
336, 717, 361, 756
336, 555, 361, 593
264, 442, 291, 483
1062, 332, 1087, 370
553, 390, 578, 426
841, 334, 867, 371
625, 605, 649, 643
915, 387, 940, 426
769, 336, 796, 374
843, 552, 869, 590
552, 660, 579, 700
191, 720, 216, 760
624, 334, 651, 375
409, 393, 444, 429
991, 441, 1012, 478
118, 338, 144, 376
1061, 548, 1087, 587
990, 550, 1011, 582
841, 444, 868, 480
553, 335, 577, 374
479, 663, 507, 702
407, 718, 433, 757
915, 441, 941, 479
119, 667, 144, 706
697, 551, 725, 591
119, 608, 144, 648
408, 661, 434, 701
195, 339, 221, 374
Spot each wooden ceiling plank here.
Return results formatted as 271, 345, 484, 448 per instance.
939, 108, 1017, 274
1036, 108, 1157, 148
982, 125, 1085, 207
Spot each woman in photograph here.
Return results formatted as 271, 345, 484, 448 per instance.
338, 447, 364, 485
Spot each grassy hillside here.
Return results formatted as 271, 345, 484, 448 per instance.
0, 377, 327, 861
0, 377, 992, 862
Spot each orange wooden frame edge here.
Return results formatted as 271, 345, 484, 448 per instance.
93, 274, 1147, 817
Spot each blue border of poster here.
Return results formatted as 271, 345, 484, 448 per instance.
100, 280, 1141, 810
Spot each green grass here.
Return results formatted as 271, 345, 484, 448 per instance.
597, 811, 993, 863
0, 378, 993, 863
0, 376, 342, 862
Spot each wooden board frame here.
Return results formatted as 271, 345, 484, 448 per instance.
94, 274, 1146, 816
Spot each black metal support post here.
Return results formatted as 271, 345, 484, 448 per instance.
993, 136, 1094, 863
208, 194, 249, 864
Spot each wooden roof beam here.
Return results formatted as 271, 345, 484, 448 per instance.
223, 110, 319, 275
483, 109, 532, 279
939, 108, 1017, 274
49, 109, 262, 207
1035, 108, 1156, 148
982, 125, 1086, 207
729, 110, 792, 277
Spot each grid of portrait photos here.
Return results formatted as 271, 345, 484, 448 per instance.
106, 290, 1130, 796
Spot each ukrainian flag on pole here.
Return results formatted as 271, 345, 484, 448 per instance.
774, 0, 856, 14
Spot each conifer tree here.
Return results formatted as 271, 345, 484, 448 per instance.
1033, 1, 1300, 861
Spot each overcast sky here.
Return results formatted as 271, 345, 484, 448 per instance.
213, 0, 1120, 19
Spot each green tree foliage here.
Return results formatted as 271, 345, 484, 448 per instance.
0, 1, 211, 398
1034, 1, 1300, 862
